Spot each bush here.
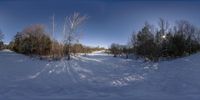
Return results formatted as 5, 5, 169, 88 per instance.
129, 20, 200, 61
110, 43, 121, 57
11, 25, 52, 56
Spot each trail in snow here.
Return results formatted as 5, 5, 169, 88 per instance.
1, 50, 200, 100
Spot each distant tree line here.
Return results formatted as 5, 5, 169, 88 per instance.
110, 19, 200, 61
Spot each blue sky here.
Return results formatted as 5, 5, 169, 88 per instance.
0, 0, 200, 48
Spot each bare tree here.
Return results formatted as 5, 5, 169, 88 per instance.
197, 29, 200, 43
63, 12, 87, 60
0, 30, 3, 50
0, 29, 3, 42
159, 18, 169, 35
156, 18, 169, 43
110, 43, 119, 57
130, 32, 137, 48
129, 32, 138, 56
176, 20, 196, 38
50, 14, 56, 58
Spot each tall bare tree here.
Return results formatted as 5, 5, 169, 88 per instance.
0, 29, 3, 42
130, 32, 137, 47
159, 18, 169, 35
63, 12, 87, 60
0, 29, 3, 50
197, 29, 200, 43
129, 32, 137, 55
50, 14, 56, 58
156, 18, 169, 43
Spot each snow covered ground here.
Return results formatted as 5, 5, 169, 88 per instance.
1, 49, 200, 100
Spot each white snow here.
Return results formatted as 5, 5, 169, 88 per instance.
1, 49, 200, 100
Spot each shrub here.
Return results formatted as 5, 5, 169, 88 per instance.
129, 20, 200, 61
11, 25, 52, 56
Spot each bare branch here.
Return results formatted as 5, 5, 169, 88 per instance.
63, 12, 87, 60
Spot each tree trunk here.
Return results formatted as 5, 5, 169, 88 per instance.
67, 43, 71, 60
67, 54, 70, 60
126, 54, 128, 59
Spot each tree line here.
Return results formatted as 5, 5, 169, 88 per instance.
6, 13, 104, 60
2, 16, 200, 61
7, 24, 104, 59
110, 19, 200, 61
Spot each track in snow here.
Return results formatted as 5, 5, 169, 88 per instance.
1, 50, 200, 100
